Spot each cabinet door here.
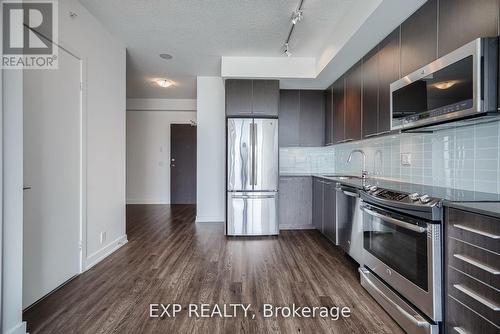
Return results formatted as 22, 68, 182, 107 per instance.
279, 90, 300, 147
278, 176, 312, 229
344, 61, 362, 141
323, 181, 337, 243
362, 46, 379, 138
400, 0, 437, 76
332, 77, 345, 143
299, 90, 325, 147
438, 0, 499, 56
226, 79, 253, 116
378, 29, 400, 134
312, 178, 324, 232
252, 80, 279, 116
325, 86, 334, 145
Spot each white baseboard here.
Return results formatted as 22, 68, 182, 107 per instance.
85, 235, 128, 270
195, 215, 224, 223
126, 199, 169, 204
6, 322, 27, 334
279, 224, 315, 230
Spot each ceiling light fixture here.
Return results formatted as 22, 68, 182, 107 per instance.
282, 0, 305, 57
159, 53, 173, 60
156, 79, 173, 88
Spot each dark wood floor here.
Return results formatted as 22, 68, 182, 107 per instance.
24, 205, 403, 334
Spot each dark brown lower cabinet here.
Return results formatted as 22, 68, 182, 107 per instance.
445, 207, 500, 334
312, 177, 324, 232
279, 176, 312, 229
312, 177, 336, 243
322, 181, 336, 243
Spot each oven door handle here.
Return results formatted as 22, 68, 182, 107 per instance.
361, 206, 427, 233
359, 268, 432, 328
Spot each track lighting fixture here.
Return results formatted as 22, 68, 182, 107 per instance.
291, 10, 303, 25
282, 0, 305, 57
284, 43, 292, 57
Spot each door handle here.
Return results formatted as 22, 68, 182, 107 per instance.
453, 254, 500, 275
359, 268, 432, 328
453, 224, 500, 239
253, 123, 258, 186
23, 185, 32, 190
453, 284, 500, 311
360, 206, 426, 233
342, 190, 359, 198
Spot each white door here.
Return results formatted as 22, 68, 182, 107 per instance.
23, 46, 82, 308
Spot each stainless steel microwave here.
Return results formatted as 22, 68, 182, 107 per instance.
390, 37, 499, 131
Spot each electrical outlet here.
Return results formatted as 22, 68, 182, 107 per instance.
401, 153, 412, 166
100, 231, 106, 244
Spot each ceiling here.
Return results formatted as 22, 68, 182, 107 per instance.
79, 0, 379, 99
79, 0, 426, 99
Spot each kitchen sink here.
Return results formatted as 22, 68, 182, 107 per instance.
321, 174, 361, 180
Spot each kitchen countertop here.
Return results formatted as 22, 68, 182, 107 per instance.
279, 172, 500, 216
312, 174, 500, 202
443, 202, 500, 219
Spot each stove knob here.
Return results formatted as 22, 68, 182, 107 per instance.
364, 184, 372, 191
420, 195, 431, 204
370, 186, 378, 192
409, 193, 420, 201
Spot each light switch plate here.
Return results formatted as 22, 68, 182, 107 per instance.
401, 153, 412, 166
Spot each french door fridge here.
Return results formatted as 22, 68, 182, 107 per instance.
227, 118, 279, 236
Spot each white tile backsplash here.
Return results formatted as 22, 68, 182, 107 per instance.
280, 120, 500, 194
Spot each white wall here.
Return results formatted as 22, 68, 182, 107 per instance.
126, 110, 197, 204
196, 77, 225, 223
57, 0, 126, 268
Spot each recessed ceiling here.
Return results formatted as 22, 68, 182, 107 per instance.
79, 0, 382, 99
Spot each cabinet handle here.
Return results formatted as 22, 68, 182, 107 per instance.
364, 133, 378, 138
453, 254, 500, 275
453, 284, 500, 311
453, 224, 500, 239
376, 130, 391, 136
453, 327, 468, 334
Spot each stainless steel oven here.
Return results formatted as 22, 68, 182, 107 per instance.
390, 37, 499, 131
359, 186, 443, 334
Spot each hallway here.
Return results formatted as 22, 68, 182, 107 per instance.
23, 205, 402, 333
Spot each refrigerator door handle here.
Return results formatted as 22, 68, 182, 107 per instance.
253, 122, 258, 186
250, 122, 255, 186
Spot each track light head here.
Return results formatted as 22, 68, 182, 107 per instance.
284, 43, 292, 57
291, 10, 303, 25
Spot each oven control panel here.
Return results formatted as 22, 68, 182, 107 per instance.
363, 185, 438, 207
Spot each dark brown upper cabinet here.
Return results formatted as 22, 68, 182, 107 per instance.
332, 76, 345, 144
252, 80, 279, 116
279, 90, 300, 147
344, 61, 362, 142
378, 28, 400, 135
279, 90, 325, 147
225, 79, 252, 115
225, 79, 279, 117
400, 0, 438, 76
325, 85, 334, 145
438, 0, 499, 56
362, 46, 379, 138
299, 90, 325, 147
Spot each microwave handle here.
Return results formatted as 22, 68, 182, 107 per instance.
361, 206, 426, 233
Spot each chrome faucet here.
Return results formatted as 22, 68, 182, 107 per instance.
347, 149, 367, 178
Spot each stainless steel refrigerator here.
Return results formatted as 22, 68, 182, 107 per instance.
226, 118, 279, 236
